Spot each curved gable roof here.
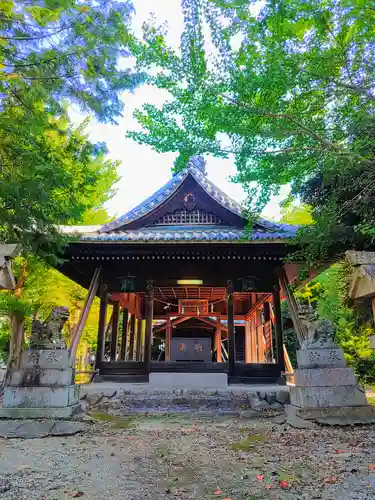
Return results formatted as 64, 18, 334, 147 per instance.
100, 157, 289, 234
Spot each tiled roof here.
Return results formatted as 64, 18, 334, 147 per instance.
100, 157, 280, 233
80, 225, 298, 242
59, 156, 300, 243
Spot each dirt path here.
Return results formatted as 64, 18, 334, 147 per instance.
1, 415, 375, 499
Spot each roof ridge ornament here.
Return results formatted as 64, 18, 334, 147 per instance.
187, 155, 206, 175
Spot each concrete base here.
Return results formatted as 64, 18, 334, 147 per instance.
21, 349, 72, 369
0, 403, 80, 419
3, 385, 80, 408
9, 368, 74, 387
297, 347, 346, 369
285, 404, 375, 426
293, 367, 357, 387
290, 385, 367, 408
148, 372, 228, 389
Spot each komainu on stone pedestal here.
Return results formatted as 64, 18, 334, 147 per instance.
286, 307, 375, 426
29, 306, 69, 349
0, 307, 81, 419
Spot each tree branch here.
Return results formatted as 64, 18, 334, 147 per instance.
221, 94, 374, 166
0, 24, 70, 41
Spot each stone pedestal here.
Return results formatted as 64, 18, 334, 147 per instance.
0, 349, 80, 419
287, 346, 375, 427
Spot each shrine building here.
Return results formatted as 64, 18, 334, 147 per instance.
59, 156, 299, 385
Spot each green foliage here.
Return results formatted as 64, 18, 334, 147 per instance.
0, 255, 102, 362
0, 204, 112, 362
280, 200, 375, 376
295, 261, 375, 380
128, 0, 375, 259
280, 204, 313, 226
0, 1, 142, 260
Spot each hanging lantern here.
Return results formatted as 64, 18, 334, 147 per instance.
119, 275, 136, 293
240, 276, 257, 292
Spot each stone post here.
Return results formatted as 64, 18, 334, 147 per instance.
0, 307, 80, 419
286, 309, 375, 426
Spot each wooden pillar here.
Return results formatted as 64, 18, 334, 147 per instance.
256, 308, 265, 362
216, 315, 222, 362
273, 285, 285, 372
136, 317, 143, 360
165, 317, 172, 361
278, 267, 306, 344
144, 281, 154, 373
69, 267, 101, 362
95, 284, 108, 370
227, 280, 236, 377
141, 319, 146, 360
245, 319, 251, 363
110, 302, 120, 361
128, 314, 136, 360
250, 316, 257, 362
120, 308, 129, 360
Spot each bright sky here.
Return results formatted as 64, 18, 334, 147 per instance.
71, 0, 288, 221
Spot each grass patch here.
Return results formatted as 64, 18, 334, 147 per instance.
88, 411, 133, 429
230, 434, 267, 451
368, 396, 375, 405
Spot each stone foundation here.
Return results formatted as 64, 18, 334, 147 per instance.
149, 372, 228, 389
287, 345, 375, 427
80, 384, 290, 416
290, 385, 367, 408
0, 349, 80, 420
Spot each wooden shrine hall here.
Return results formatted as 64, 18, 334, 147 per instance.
59, 156, 299, 384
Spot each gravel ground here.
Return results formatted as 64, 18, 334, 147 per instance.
1, 414, 375, 500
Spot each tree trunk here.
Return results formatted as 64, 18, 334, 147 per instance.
2, 313, 25, 388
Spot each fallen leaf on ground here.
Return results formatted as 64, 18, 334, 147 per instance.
68, 492, 84, 498
324, 476, 338, 484
214, 489, 222, 495
279, 480, 289, 489
265, 484, 271, 489
368, 464, 375, 469
257, 474, 264, 481
335, 450, 345, 454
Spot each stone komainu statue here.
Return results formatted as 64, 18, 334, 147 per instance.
298, 305, 336, 349
29, 306, 69, 349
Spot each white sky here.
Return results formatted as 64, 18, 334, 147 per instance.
71, 0, 288, 221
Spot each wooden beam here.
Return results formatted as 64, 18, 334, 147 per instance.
216, 315, 222, 362
128, 314, 136, 360
136, 317, 143, 360
250, 316, 257, 362
245, 293, 272, 320
120, 308, 129, 360
144, 281, 154, 373
245, 319, 251, 364
194, 316, 228, 332
160, 312, 245, 320
278, 266, 306, 344
70, 267, 101, 362
153, 316, 193, 334
256, 309, 265, 362
165, 317, 172, 361
273, 285, 285, 371
283, 344, 294, 374
227, 281, 236, 377
95, 282, 107, 371
110, 302, 120, 361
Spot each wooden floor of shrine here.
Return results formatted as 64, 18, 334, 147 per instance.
99, 361, 283, 384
